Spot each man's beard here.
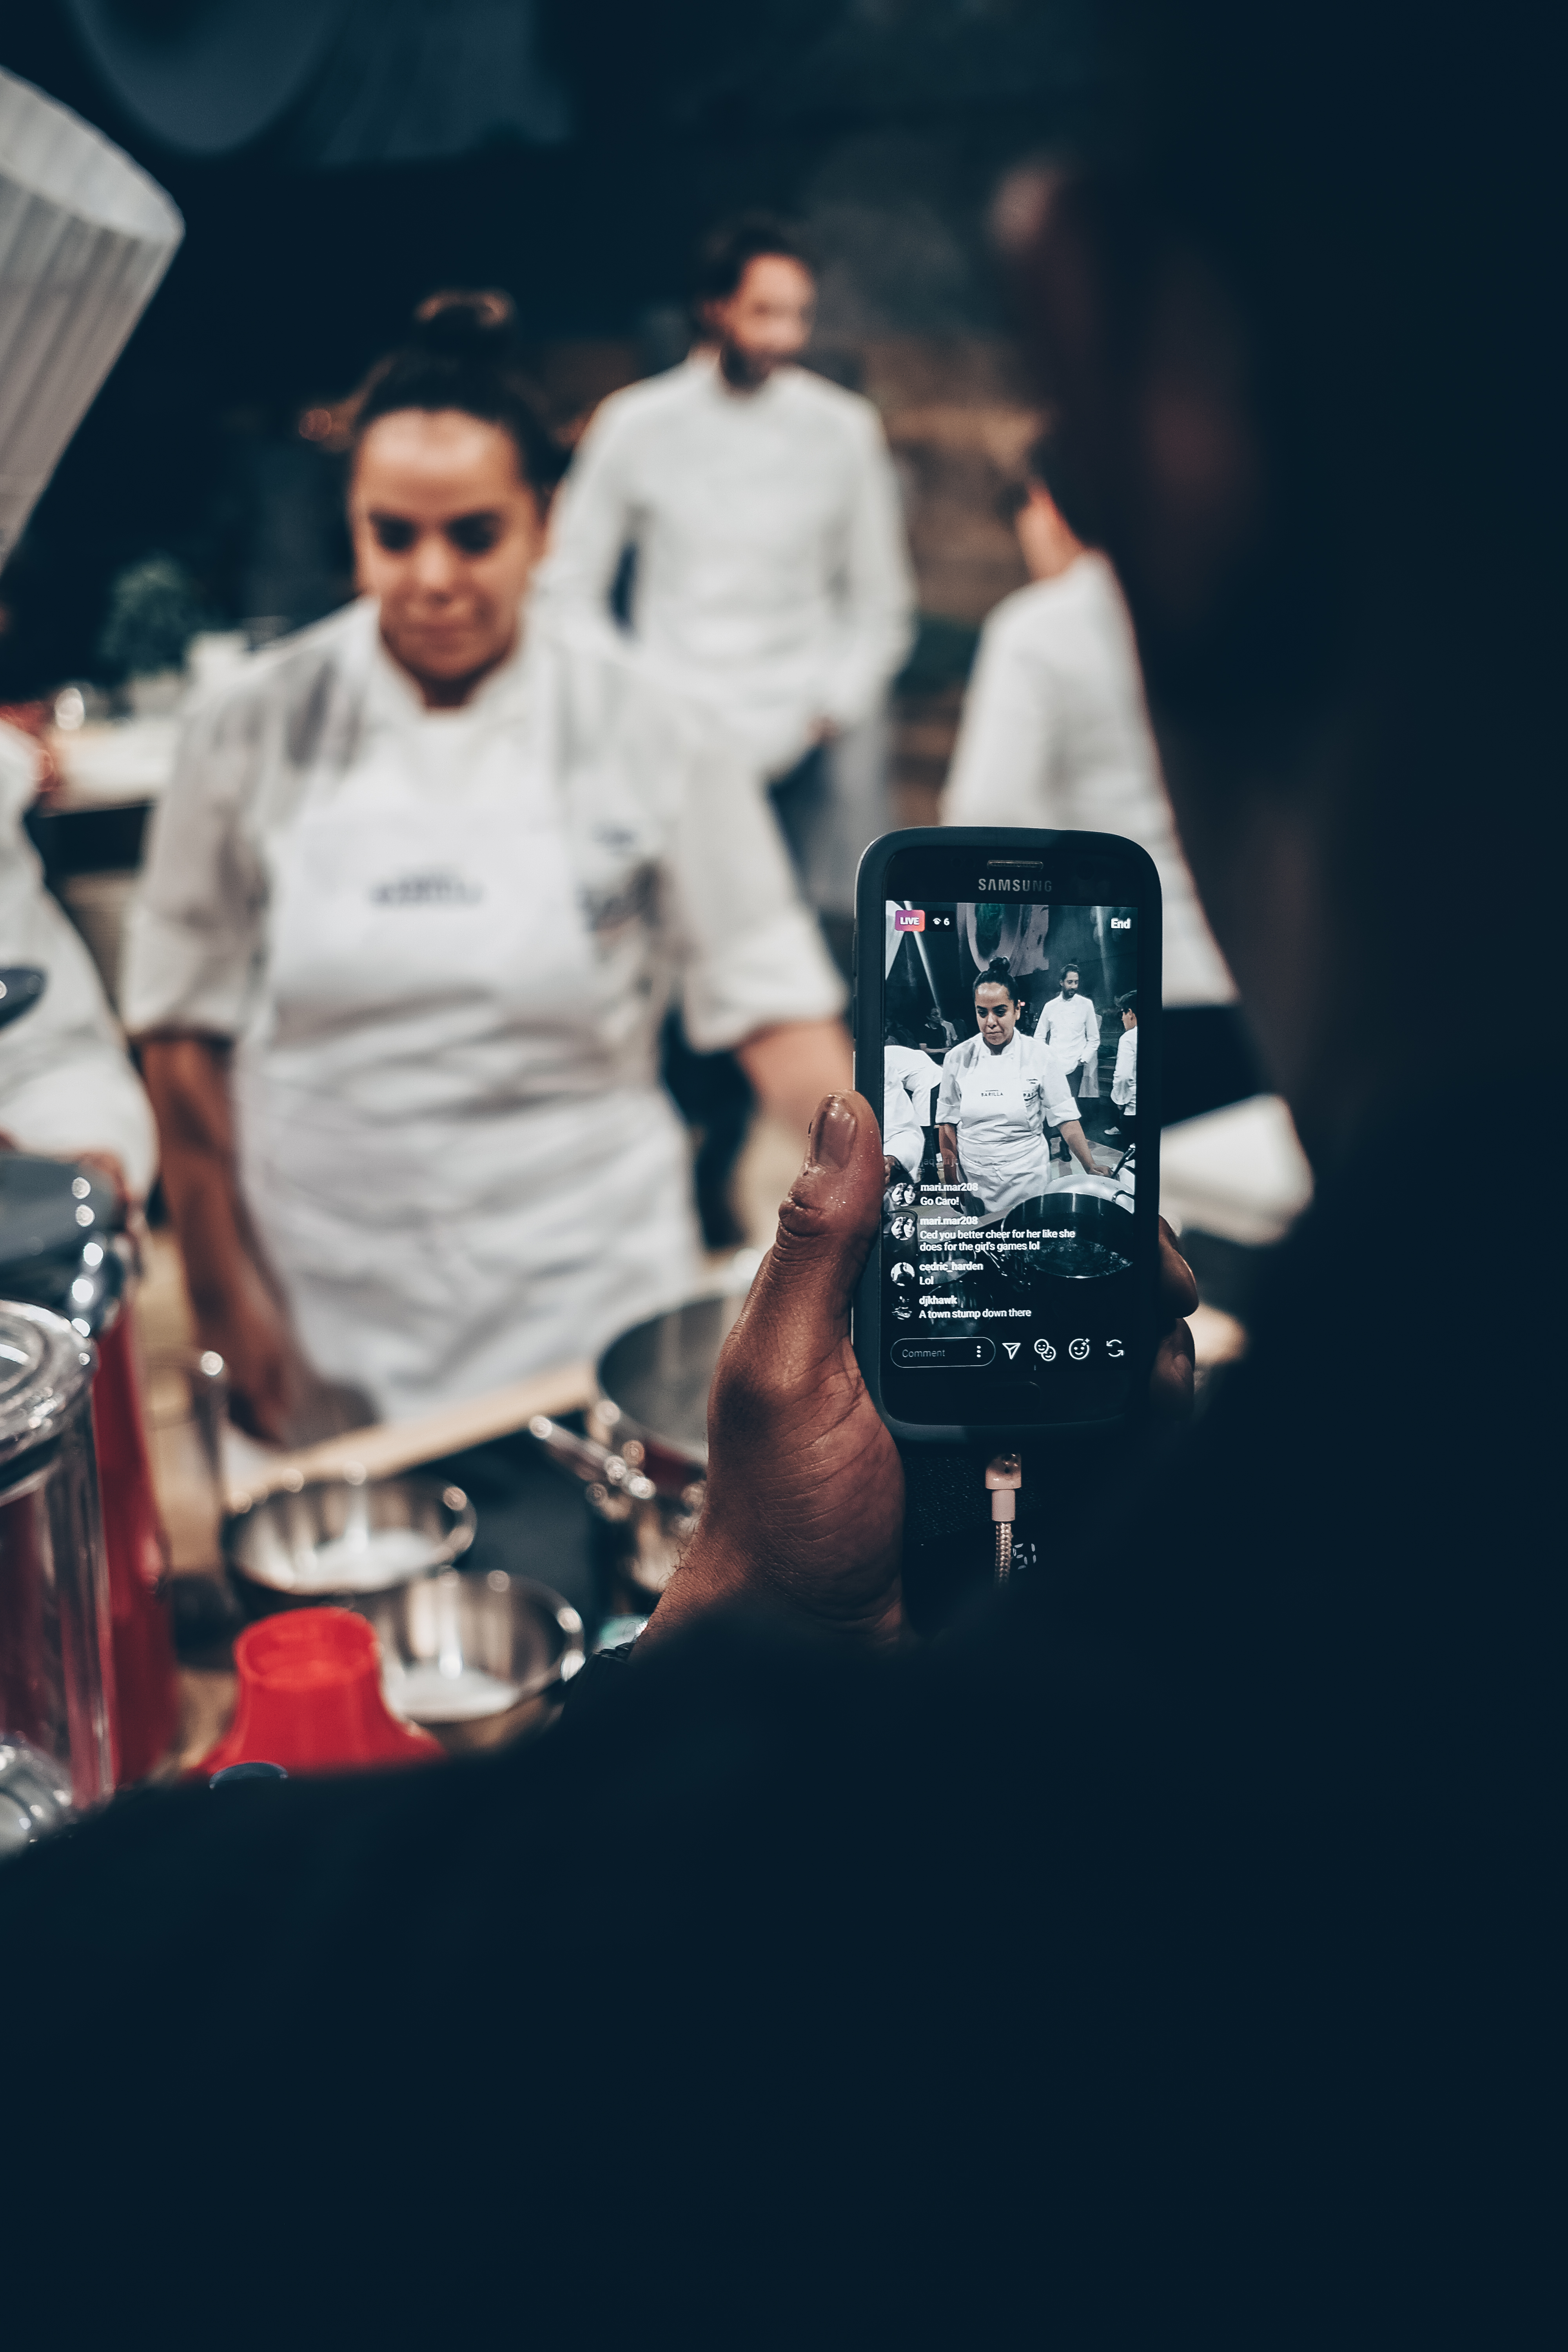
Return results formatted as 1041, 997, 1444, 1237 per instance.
720, 340, 773, 391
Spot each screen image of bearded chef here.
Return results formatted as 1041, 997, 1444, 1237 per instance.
933, 956, 1100, 1216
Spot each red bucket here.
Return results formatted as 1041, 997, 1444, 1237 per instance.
200, 1607, 441, 1777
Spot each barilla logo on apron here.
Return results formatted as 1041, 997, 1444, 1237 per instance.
370, 870, 483, 907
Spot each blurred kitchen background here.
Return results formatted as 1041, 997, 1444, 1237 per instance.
2, 0, 1307, 1426
0, 2, 1102, 814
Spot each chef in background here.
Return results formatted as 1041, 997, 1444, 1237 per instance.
538, 212, 915, 936
0, 719, 156, 1204
539, 212, 912, 1243
123, 292, 848, 1442
1036, 960, 1100, 1163
1110, 990, 1138, 1141
942, 432, 1247, 1117
882, 1038, 941, 1180
0, 67, 177, 1208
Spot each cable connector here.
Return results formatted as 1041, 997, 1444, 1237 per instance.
985, 1453, 1022, 1583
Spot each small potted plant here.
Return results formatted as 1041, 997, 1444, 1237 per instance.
97, 554, 203, 715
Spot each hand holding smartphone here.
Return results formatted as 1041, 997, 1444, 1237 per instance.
853, 827, 1161, 1445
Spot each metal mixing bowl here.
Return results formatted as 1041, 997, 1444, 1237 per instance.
356, 1568, 586, 1754
224, 1475, 476, 1610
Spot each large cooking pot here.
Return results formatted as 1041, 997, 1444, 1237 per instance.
929, 1185, 1135, 1316
996, 1186, 1136, 1274
0, 1301, 115, 1814
529, 1292, 746, 1606
0, 1154, 178, 1780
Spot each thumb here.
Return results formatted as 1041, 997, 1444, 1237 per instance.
731, 1092, 883, 1377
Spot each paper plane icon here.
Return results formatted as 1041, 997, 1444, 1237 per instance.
1002, 1341, 1021, 1359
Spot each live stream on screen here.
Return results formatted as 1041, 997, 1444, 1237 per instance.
882, 900, 1139, 1400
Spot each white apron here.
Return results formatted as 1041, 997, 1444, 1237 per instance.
232, 656, 698, 1421
949, 1042, 1056, 1219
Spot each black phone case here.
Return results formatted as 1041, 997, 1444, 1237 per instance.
852, 825, 1163, 1445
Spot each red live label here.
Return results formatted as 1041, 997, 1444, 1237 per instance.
894, 908, 925, 931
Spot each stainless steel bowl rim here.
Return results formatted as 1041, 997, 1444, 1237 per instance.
223, 1474, 477, 1596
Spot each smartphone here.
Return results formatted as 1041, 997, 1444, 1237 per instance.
853, 826, 1161, 1444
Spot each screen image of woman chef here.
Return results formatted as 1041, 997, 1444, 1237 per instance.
935, 959, 1099, 1218
122, 293, 848, 1439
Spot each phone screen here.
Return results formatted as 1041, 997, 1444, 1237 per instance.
878, 892, 1142, 1428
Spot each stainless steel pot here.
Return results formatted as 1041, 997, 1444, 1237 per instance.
528, 1291, 747, 1604
355, 1568, 585, 1755
223, 1475, 477, 1613
0, 1301, 114, 1814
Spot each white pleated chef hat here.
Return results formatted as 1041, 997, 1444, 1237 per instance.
0, 69, 182, 571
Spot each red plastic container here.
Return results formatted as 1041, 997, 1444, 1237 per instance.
200, 1607, 441, 1778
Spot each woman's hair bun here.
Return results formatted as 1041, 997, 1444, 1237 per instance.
352, 287, 566, 494
411, 288, 519, 358
973, 955, 1018, 1000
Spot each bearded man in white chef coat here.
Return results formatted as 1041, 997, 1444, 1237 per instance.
1035, 962, 1101, 1166
537, 212, 915, 928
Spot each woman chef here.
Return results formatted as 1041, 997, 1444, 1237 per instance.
935, 959, 1100, 1217
123, 294, 848, 1439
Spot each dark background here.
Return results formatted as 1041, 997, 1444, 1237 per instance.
0, 1, 1103, 699
887, 901, 1136, 1049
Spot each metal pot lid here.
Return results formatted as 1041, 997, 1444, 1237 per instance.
0, 1156, 118, 1268
0, 1302, 95, 1470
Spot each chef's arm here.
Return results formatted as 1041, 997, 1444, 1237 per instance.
1060, 1118, 1098, 1178
534, 407, 636, 627
938, 1122, 961, 1182
138, 1034, 303, 1443
736, 1019, 853, 1137
818, 419, 916, 732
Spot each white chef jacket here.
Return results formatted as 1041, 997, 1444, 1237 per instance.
885, 1041, 941, 1126
121, 599, 843, 1419
935, 1030, 1079, 1218
1112, 1025, 1137, 1111
882, 1079, 926, 1181
0, 723, 156, 1197
536, 354, 915, 780
942, 554, 1234, 1008
882, 1043, 941, 1179
1036, 989, 1100, 1074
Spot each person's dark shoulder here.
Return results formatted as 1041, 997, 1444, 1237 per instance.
1075, 1121, 1563, 1810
